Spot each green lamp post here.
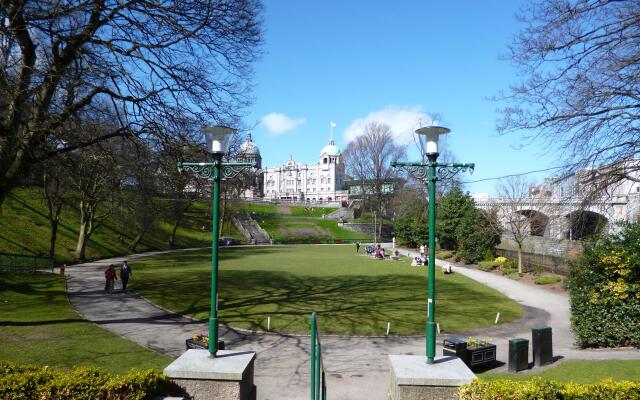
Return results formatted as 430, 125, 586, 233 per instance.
392, 126, 474, 364
177, 126, 255, 357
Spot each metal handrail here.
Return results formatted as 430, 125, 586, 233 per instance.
310, 311, 327, 400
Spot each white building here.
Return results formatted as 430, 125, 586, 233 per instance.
263, 136, 348, 203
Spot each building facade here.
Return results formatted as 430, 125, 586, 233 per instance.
235, 132, 263, 199
262, 137, 348, 203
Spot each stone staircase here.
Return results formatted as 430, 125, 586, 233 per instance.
232, 213, 271, 244
326, 207, 354, 220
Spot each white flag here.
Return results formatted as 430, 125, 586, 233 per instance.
330, 122, 337, 128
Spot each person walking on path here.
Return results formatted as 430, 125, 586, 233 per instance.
120, 261, 132, 292
355, 242, 360, 253
104, 264, 118, 294
419, 244, 425, 258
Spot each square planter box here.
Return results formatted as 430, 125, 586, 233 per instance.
442, 337, 496, 370
186, 338, 225, 351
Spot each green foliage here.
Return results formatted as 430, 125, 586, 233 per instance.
456, 207, 501, 264
460, 378, 640, 400
478, 260, 500, 272
532, 266, 545, 276
436, 187, 475, 250
436, 251, 454, 260
505, 271, 522, 280
0, 361, 169, 400
535, 274, 562, 285
393, 188, 428, 247
567, 223, 640, 348
483, 249, 495, 262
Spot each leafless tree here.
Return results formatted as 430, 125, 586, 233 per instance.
66, 136, 123, 260
0, 0, 263, 207
42, 157, 73, 258
495, 176, 549, 273
498, 0, 640, 196
342, 121, 406, 217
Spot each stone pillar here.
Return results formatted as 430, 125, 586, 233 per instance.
389, 355, 475, 400
164, 349, 257, 400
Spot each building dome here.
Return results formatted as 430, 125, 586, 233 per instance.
239, 132, 260, 156
320, 139, 340, 157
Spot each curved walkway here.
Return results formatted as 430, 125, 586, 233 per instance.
65, 248, 640, 400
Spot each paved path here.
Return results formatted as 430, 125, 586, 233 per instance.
65, 247, 640, 400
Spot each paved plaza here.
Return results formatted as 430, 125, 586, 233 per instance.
64, 248, 640, 400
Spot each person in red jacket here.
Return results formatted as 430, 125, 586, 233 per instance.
104, 264, 118, 294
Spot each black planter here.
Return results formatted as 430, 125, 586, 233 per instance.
443, 337, 496, 369
185, 338, 225, 351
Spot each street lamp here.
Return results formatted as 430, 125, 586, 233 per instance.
178, 126, 255, 357
391, 126, 474, 364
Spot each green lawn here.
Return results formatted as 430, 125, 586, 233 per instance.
0, 272, 171, 373
0, 187, 218, 263
132, 245, 522, 335
480, 360, 640, 383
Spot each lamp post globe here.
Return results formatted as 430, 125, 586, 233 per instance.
416, 126, 450, 156
202, 125, 235, 154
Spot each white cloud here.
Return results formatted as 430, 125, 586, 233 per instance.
343, 105, 435, 144
261, 112, 306, 135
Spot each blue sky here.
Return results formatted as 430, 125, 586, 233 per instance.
245, 1, 558, 195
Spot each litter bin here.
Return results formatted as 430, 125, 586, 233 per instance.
532, 326, 553, 367
508, 338, 529, 372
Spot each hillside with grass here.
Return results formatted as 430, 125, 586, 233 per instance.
0, 187, 238, 263
237, 203, 371, 243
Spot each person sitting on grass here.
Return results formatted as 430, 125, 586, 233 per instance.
442, 264, 452, 274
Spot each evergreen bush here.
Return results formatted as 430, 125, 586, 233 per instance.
567, 223, 640, 348
0, 361, 169, 400
459, 378, 640, 400
478, 260, 500, 272
535, 274, 562, 285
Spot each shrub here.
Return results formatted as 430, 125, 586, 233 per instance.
436, 251, 453, 260
500, 259, 518, 275
0, 361, 169, 400
494, 256, 507, 265
532, 265, 545, 276
478, 261, 499, 272
535, 274, 562, 285
505, 271, 522, 280
483, 249, 494, 262
459, 378, 640, 400
567, 223, 640, 348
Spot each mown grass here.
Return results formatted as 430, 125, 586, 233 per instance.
0, 187, 224, 263
0, 272, 171, 373
133, 245, 522, 335
480, 360, 640, 383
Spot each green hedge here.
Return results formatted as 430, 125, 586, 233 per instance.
567, 223, 640, 348
478, 260, 500, 272
460, 378, 640, 399
0, 361, 169, 400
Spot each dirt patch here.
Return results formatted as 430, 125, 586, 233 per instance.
279, 225, 330, 238
276, 206, 291, 214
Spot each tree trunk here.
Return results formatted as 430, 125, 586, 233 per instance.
168, 219, 180, 248
129, 230, 145, 253
48, 211, 60, 258
76, 220, 89, 260
517, 246, 523, 274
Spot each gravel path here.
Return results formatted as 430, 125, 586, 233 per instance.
65, 247, 640, 400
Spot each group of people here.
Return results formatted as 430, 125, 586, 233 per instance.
104, 260, 132, 294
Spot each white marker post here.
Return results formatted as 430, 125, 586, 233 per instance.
495, 312, 500, 324
267, 316, 271, 331
386, 322, 391, 335
436, 323, 441, 334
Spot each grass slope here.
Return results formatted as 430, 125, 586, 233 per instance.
0, 272, 171, 373
0, 187, 225, 263
239, 203, 370, 242
480, 360, 640, 383
133, 245, 522, 335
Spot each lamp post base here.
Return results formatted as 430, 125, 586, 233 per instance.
164, 349, 256, 400
388, 355, 475, 400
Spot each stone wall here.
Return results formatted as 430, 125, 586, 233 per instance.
497, 235, 583, 275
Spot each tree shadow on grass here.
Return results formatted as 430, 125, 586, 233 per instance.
137, 269, 520, 335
